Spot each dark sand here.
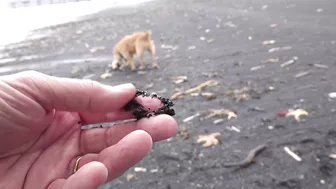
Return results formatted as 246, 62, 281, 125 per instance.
0, 0, 335, 188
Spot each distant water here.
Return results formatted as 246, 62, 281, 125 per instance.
0, 0, 155, 47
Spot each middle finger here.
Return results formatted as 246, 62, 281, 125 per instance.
79, 96, 164, 124
79, 114, 178, 154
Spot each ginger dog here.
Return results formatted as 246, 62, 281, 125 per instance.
110, 31, 159, 71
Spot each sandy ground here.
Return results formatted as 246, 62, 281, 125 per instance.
0, 0, 336, 188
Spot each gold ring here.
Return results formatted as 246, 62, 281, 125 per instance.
73, 156, 82, 173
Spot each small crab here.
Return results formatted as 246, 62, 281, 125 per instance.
123, 89, 175, 120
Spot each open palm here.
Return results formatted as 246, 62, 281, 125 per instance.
0, 71, 177, 189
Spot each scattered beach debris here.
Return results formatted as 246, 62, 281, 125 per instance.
137, 71, 147, 75
313, 63, 329, 69
197, 132, 221, 147
126, 174, 136, 181
90, 46, 105, 53
233, 61, 243, 66
284, 146, 302, 162
134, 167, 147, 172
268, 46, 292, 53
223, 21, 237, 28
329, 154, 336, 159
178, 127, 190, 140
248, 106, 265, 112
170, 76, 188, 84
328, 92, 336, 99
277, 111, 287, 117
284, 108, 309, 121
269, 24, 278, 28
100, 72, 112, 79
82, 74, 95, 80
201, 92, 217, 100
223, 144, 267, 168
171, 80, 218, 100
71, 66, 80, 74
262, 58, 280, 63
281, 56, 299, 68
316, 8, 324, 13
202, 72, 218, 77
144, 83, 154, 89
250, 65, 265, 71
183, 113, 201, 123
225, 86, 262, 102
157, 88, 167, 94
203, 59, 210, 63
183, 108, 237, 123
262, 40, 276, 46
203, 108, 237, 120
227, 126, 241, 133
207, 39, 215, 43
295, 71, 311, 79
161, 44, 178, 51
261, 5, 268, 10
213, 119, 224, 124
188, 46, 196, 50
150, 169, 159, 173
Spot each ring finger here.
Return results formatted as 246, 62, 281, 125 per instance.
71, 130, 153, 182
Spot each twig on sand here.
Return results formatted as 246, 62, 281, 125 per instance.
295, 71, 311, 79
171, 80, 218, 100
284, 146, 302, 162
223, 144, 267, 168
183, 113, 201, 123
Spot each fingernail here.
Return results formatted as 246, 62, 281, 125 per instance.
114, 83, 135, 89
104, 83, 135, 91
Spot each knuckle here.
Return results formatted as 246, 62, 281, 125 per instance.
20, 70, 44, 77
81, 79, 101, 90
81, 79, 102, 111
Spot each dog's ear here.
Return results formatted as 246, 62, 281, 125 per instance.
145, 30, 152, 36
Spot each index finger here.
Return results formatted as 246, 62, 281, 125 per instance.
79, 95, 164, 124
3, 71, 136, 113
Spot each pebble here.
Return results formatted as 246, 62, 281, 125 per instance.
134, 167, 147, 172
188, 46, 196, 50
126, 174, 136, 181
328, 92, 336, 99
250, 65, 264, 71
316, 8, 324, 13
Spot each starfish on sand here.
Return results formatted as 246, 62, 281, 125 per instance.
196, 132, 221, 147
204, 109, 237, 120
286, 109, 309, 121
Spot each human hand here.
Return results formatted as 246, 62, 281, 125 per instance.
0, 71, 178, 189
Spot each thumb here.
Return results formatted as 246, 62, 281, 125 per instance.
2, 70, 136, 112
